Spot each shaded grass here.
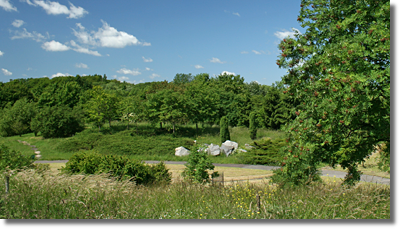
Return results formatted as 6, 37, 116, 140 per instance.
0, 169, 390, 219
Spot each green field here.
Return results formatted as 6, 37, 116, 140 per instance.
0, 122, 285, 163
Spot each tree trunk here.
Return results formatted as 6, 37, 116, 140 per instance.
109, 119, 112, 127
98, 125, 101, 132
160, 122, 163, 129
173, 123, 175, 133
196, 123, 198, 136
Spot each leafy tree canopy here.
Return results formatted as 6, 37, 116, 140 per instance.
272, 0, 390, 186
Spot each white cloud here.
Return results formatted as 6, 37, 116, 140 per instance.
95, 21, 141, 48
12, 19, 25, 28
252, 50, 261, 55
51, 72, 70, 78
75, 63, 88, 69
117, 68, 141, 76
10, 28, 49, 42
0, 50, 3, 56
224, 10, 240, 17
274, 28, 301, 40
23, 0, 88, 19
210, 57, 225, 64
0, 0, 17, 11
145, 67, 153, 71
72, 23, 96, 45
149, 73, 160, 79
69, 40, 101, 56
72, 21, 149, 48
112, 75, 130, 82
240, 51, 248, 54
68, 2, 88, 19
194, 65, 204, 69
142, 56, 153, 62
2, 68, 12, 76
221, 71, 236, 76
41, 40, 70, 51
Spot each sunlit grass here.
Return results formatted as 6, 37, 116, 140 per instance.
0, 169, 389, 219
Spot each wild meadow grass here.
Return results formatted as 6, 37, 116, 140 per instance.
0, 169, 390, 219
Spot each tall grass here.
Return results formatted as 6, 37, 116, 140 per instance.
0, 169, 390, 219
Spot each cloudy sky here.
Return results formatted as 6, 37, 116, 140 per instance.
1, 0, 307, 85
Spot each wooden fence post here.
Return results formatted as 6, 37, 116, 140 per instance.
5, 175, 9, 194
256, 194, 260, 212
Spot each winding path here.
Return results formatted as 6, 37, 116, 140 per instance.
34, 160, 390, 186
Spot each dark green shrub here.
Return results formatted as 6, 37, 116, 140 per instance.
220, 116, 230, 144
239, 137, 287, 165
31, 105, 85, 138
0, 144, 34, 171
182, 147, 218, 183
62, 151, 171, 185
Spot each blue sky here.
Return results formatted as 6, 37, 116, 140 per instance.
1, 0, 307, 85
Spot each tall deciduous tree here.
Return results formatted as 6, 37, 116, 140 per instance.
272, 0, 390, 186
85, 86, 120, 130
120, 95, 144, 130
146, 89, 187, 133
0, 98, 36, 137
31, 105, 84, 138
184, 74, 219, 134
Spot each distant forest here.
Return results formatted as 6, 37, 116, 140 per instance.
0, 73, 297, 138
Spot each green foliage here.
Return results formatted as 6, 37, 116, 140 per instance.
145, 88, 187, 133
272, 0, 390, 186
184, 76, 219, 132
62, 151, 171, 185
0, 79, 34, 109
220, 116, 230, 143
377, 143, 390, 173
85, 86, 120, 129
31, 105, 85, 138
249, 112, 257, 140
37, 80, 84, 108
119, 95, 144, 130
56, 128, 193, 157
0, 98, 36, 137
182, 147, 218, 183
239, 137, 287, 166
173, 73, 193, 84
0, 144, 34, 171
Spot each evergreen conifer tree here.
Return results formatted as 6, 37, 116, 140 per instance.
220, 116, 230, 143
249, 112, 257, 140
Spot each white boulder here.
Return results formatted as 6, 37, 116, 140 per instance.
207, 144, 221, 156
221, 140, 239, 156
175, 146, 190, 157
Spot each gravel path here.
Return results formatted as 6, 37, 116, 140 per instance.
34, 160, 390, 186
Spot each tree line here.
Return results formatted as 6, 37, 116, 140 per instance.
0, 73, 297, 138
